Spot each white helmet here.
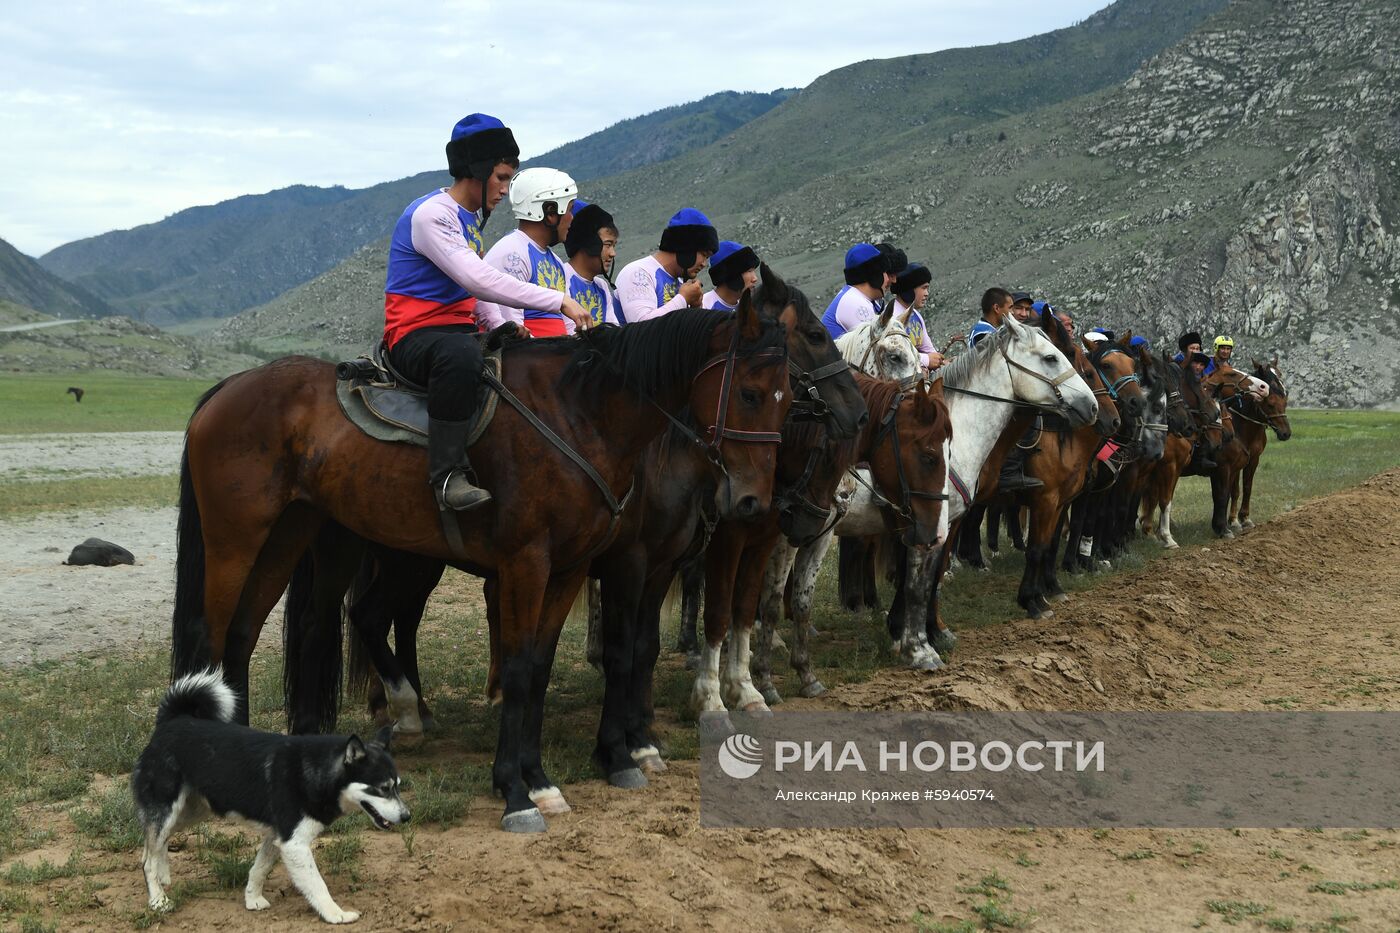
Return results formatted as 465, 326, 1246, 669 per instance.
508, 167, 577, 222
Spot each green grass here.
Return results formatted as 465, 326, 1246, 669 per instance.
0, 474, 178, 519
0, 371, 214, 434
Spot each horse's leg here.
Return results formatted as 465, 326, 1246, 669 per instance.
862, 536, 880, 609
491, 561, 550, 832
926, 537, 957, 654
788, 530, 835, 698
753, 543, 797, 706
884, 534, 908, 642
1228, 454, 1246, 533
985, 504, 1001, 554
594, 562, 648, 788
347, 572, 398, 726
519, 567, 590, 819
585, 576, 604, 671
1043, 507, 1070, 603
1240, 451, 1260, 529
1061, 497, 1084, 573
285, 527, 363, 734
208, 504, 325, 723
721, 540, 777, 712
385, 558, 445, 735
1017, 491, 1055, 619
1210, 465, 1232, 538
957, 503, 988, 570
895, 545, 943, 670
1008, 504, 1027, 551
625, 569, 674, 773
485, 577, 503, 704
837, 536, 866, 612
694, 526, 744, 714
675, 547, 704, 664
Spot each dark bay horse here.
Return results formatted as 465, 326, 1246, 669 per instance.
1140, 356, 1222, 549
1206, 361, 1292, 534
171, 300, 792, 832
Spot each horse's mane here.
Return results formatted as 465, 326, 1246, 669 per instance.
852, 370, 905, 428
562, 308, 784, 402
938, 325, 1014, 389
1254, 363, 1288, 399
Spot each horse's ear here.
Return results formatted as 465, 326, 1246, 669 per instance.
1003, 311, 1027, 338
759, 262, 788, 308
876, 301, 894, 330
925, 376, 944, 400
1271, 353, 1280, 370
897, 303, 914, 326
1080, 334, 1095, 352
1252, 357, 1264, 372
736, 287, 762, 340
1117, 329, 1134, 348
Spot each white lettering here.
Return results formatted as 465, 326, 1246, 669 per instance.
980, 741, 1013, 772
949, 741, 977, 771
834, 741, 867, 772
1077, 741, 1106, 772
1016, 741, 1045, 772
880, 741, 907, 772
1047, 740, 1073, 771
774, 741, 801, 771
913, 741, 945, 771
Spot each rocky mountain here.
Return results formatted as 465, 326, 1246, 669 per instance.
35, 90, 793, 326
218, 0, 1232, 362
0, 236, 113, 320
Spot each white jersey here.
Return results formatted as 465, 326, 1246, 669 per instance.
616, 255, 688, 322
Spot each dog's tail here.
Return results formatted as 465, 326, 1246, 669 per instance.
157, 669, 238, 726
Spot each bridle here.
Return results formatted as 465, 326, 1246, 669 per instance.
787, 356, 852, 422
847, 388, 949, 531
1207, 372, 1290, 431
1090, 347, 1142, 402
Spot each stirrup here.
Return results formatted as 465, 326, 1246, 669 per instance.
437, 471, 492, 511
998, 471, 1044, 492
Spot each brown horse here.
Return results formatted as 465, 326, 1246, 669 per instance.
1209, 360, 1292, 532
170, 299, 791, 832
1140, 358, 1222, 549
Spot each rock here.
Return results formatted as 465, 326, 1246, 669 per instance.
63, 538, 136, 567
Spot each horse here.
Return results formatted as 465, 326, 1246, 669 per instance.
1140, 357, 1222, 549
170, 298, 793, 833
752, 372, 952, 699
878, 312, 1100, 656
1203, 361, 1291, 534
833, 302, 917, 378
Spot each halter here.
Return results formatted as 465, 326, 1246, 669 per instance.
1091, 347, 1142, 401
860, 388, 950, 529
773, 445, 842, 541
988, 339, 1080, 415
787, 356, 852, 421
1208, 373, 1290, 431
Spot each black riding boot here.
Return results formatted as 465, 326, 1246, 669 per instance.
997, 446, 1044, 492
1188, 442, 1216, 472
428, 417, 491, 511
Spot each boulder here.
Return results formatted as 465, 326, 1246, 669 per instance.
64, 538, 135, 567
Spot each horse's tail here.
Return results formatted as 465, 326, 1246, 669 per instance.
170, 379, 231, 680
344, 554, 378, 701
281, 526, 344, 734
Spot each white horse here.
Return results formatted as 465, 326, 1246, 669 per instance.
756, 313, 1098, 697
834, 303, 919, 381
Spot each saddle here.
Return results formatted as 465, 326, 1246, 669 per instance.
335, 340, 502, 449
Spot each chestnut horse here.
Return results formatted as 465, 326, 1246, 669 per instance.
170, 301, 791, 832
1140, 358, 1222, 549
1204, 362, 1292, 535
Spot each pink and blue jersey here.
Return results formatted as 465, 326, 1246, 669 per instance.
476, 230, 570, 337
821, 285, 881, 339
566, 262, 621, 327
383, 189, 564, 347
893, 300, 936, 369
702, 289, 736, 311
616, 255, 687, 322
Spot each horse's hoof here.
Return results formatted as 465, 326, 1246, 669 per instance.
370, 708, 392, 728
805, 623, 821, 638
529, 788, 571, 815
418, 714, 437, 731
760, 685, 783, 706
909, 656, 945, 672
798, 680, 827, 699
741, 701, 773, 715
697, 711, 735, 738
609, 768, 648, 789
931, 629, 958, 654
1241, 519, 1254, 529
501, 808, 547, 833
638, 754, 667, 774
1050, 592, 1069, 604
1162, 540, 1179, 550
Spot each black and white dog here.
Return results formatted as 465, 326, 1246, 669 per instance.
131, 670, 410, 923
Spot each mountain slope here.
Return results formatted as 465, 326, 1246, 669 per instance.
0, 236, 113, 320
36, 90, 793, 325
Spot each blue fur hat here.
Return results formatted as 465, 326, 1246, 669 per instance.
660, 208, 718, 255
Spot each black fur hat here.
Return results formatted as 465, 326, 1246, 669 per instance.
1178, 330, 1203, 352
893, 263, 932, 301
708, 241, 759, 289
445, 114, 520, 181
564, 203, 616, 258
658, 208, 719, 255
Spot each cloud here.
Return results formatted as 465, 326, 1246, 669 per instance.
0, 0, 1109, 256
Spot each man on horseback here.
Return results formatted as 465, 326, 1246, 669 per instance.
703, 241, 759, 311
967, 287, 1013, 348
615, 209, 719, 322
563, 202, 622, 327
1173, 330, 1202, 365
821, 243, 898, 339
383, 114, 592, 512
476, 167, 582, 337
1207, 335, 1234, 375
890, 262, 944, 371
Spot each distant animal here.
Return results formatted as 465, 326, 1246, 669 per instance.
131, 670, 410, 923
66, 386, 84, 403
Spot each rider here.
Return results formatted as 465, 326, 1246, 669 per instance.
703, 240, 760, 311
1206, 335, 1234, 375
1011, 291, 1035, 318
1129, 335, 1150, 351
1173, 330, 1202, 365
615, 208, 718, 322
890, 262, 944, 371
563, 201, 622, 327
967, 287, 1014, 348
821, 243, 897, 339
1188, 351, 1210, 377
476, 167, 579, 337
383, 114, 591, 512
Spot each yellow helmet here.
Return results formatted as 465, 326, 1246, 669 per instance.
1213, 335, 1235, 351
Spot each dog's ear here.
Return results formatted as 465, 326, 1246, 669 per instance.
344, 735, 367, 766
374, 724, 395, 750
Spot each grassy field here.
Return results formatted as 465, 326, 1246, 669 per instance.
0, 372, 216, 435
0, 407, 1396, 930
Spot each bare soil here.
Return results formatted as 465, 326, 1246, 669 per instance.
9, 470, 1400, 932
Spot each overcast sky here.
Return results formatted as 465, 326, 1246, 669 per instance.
0, 1, 1110, 257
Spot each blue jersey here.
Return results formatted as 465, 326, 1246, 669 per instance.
967, 319, 998, 348
566, 263, 620, 327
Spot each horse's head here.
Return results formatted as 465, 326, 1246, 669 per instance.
754, 263, 868, 440
1253, 358, 1292, 441
1179, 360, 1223, 453
868, 378, 953, 548
1085, 332, 1146, 424
1002, 312, 1097, 426
837, 307, 919, 384
773, 422, 845, 547
691, 294, 792, 520
1039, 311, 1119, 436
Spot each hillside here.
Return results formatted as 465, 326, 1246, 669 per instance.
0, 236, 113, 321
35, 91, 793, 326
0, 314, 261, 377
216, 0, 1231, 361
